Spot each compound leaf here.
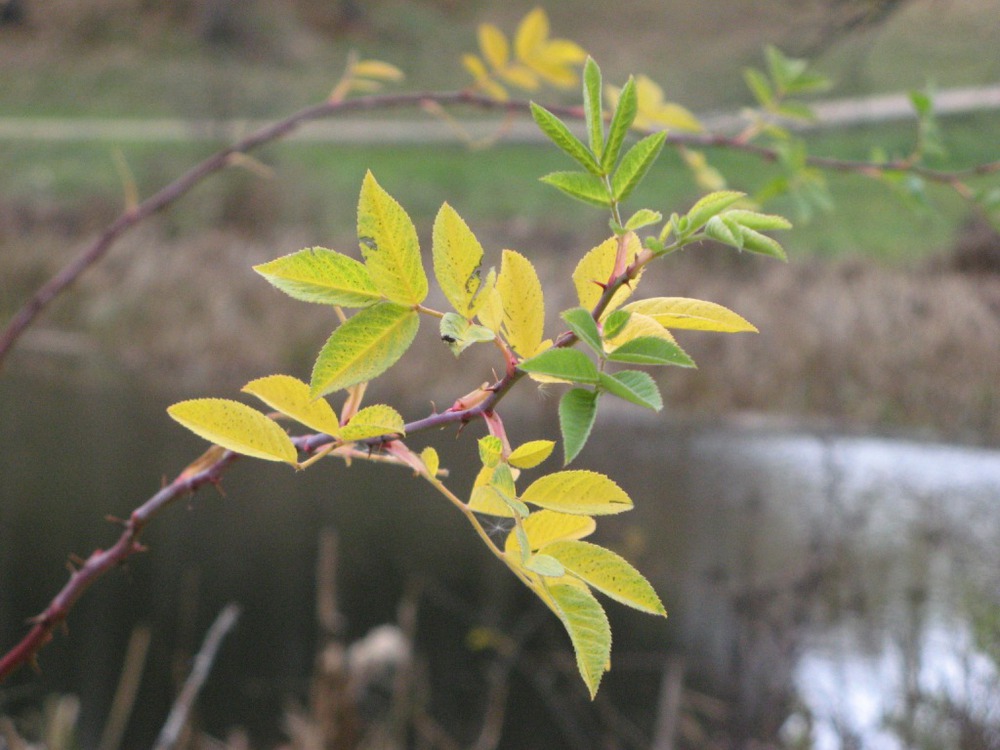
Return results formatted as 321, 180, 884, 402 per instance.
253, 247, 381, 308
340, 404, 406, 441
357, 171, 428, 306
544, 540, 666, 616
310, 302, 419, 397
521, 470, 632, 516
548, 583, 611, 699
242, 374, 341, 436
168, 399, 297, 464
559, 387, 599, 465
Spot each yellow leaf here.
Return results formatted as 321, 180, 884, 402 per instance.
607, 76, 703, 133
497, 249, 545, 358
468, 465, 517, 517
603, 312, 677, 352
521, 470, 633, 515
504, 509, 596, 556
352, 59, 404, 82
477, 23, 509, 71
476, 286, 504, 333
507, 439, 556, 469
496, 62, 540, 91
168, 399, 298, 464
242, 374, 341, 436
513, 7, 585, 88
340, 404, 406, 441
420, 446, 440, 477
432, 203, 494, 318
623, 297, 758, 332
572, 234, 642, 312
357, 171, 428, 306
462, 54, 509, 101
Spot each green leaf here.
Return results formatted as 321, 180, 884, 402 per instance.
310, 302, 420, 397
684, 191, 746, 233
736, 226, 788, 261
598, 370, 662, 410
624, 208, 662, 232
525, 553, 566, 577
601, 76, 637, 173
339, 404, 406, 441
547, 583, 611, 698
544, 540, 666, 615
743, 67, 773, 107
519, 348, 599, 384
167, 399, 298, 464
357, 171, 428, 306
242, 374, 342, 436
611, 131, 666, 202
522, 470, 632, 515
432, 202, 493, 318
530, 102, 602, 176
560, 307, 603, 355
582, 57, 605, 159
606, 336, 695, 367
440, 312, 495, 356
775, 101, 817, 121
722, 209, 792, 232
559, 388, 598, 465
508, 440, 556, 469
601, 309, 631, 340
539, 171, 612, 208
253, 247, 381, 308
704, 214, 742, 248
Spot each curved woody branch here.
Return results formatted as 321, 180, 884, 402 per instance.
1, 91, 997, 368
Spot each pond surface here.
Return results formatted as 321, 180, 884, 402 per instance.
2, 370, 999, 749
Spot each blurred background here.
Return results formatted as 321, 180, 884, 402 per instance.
2, 1, 1000, 748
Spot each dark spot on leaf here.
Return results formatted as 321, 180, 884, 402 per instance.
359, 236, 377, 252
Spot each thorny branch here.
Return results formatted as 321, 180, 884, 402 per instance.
1, 90, 997, 368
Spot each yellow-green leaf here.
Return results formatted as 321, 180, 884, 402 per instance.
623, 297, 758, 333
497, 248, 545, 358
420, 446, 440, 477
468, 466, 516, 517
508, 439, 556, 469
253, 247, 381, 308
572, 234, 642, 312
432, 203, 494, 318
340, 404, 405, 441
504, 509, 596, 556
521, 470, 633, 515
167, 399, 297, 464
310, 302, 419, 397
357, 171, 428, 306
543, 540, 666, 616
352, 59, 404, 82
548, 583, 611, 698
242, 374, 341, 436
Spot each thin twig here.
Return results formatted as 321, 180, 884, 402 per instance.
2, 90, 996, 369
97, 625, 152, 750
152, 603, 242, 750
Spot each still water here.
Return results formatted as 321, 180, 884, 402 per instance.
2, 370, 999, 749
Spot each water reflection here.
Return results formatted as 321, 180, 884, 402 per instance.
2, 373, 1000, 748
